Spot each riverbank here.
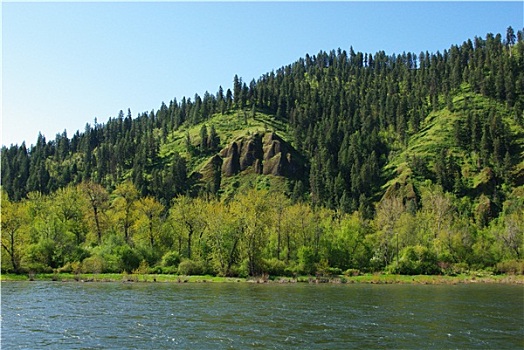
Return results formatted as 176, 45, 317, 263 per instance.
2, 273, 523, 284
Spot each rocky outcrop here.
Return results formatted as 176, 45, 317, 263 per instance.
200, 154, 223, 177
221, 142, 241, 177
208, 131, 303, 178
383, 180, 420, 209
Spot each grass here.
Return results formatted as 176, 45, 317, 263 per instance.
219, 172, 290, 201
340, 273, 524, 285
155, 108, 298, 197
159, 109, 289, 173
0, 273, 241, 283
2, 273, 522, 284
384, 85, 523, 190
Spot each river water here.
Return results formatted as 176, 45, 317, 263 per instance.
2, 281, 523, 349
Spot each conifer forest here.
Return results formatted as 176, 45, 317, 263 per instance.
2, 28, 523, 277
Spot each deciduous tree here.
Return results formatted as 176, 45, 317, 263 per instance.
81, 181, 109, 244
1, 191, 28, 273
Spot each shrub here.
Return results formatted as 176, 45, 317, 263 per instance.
217, 262, 248, 278
495, 260, 524, 275
25, 263, 53, 274
298, 246, 318, 275
325, 267, 343, 276
101, 253, 121, 273
117, 246, 141, 272
369, 252, 385, 272
162, 251, 181, 267
58, 261, 83, 274
82, 255, 106, 274
148, 266, 162, 274
236, 260, 250, 278
70, 247, 91, 263
343, 268, 361, 277
71, 261, 82, 274
132, 260, 149, 275
136, 245, 161, 267
391, 245, 441, 275
160, 266, 179, 274
449, 262, 470, 275
24, 240, 56, 269
178, 260, 205, 275
284, 265, 299, 277
263, 258, 287, 276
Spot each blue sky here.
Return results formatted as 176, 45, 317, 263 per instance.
2, 1, 523, 147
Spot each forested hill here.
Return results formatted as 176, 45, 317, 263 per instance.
2, 29, 523, 276
3, 29, 524, 206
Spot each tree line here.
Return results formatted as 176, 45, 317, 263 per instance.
1, 27, 523, 275
2, 183, 522, 275
2, 28, 522, 211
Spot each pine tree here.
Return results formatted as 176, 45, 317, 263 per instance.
199, 125, 208, 153
208, 125, 220, 151
506, 26, 516, 49
233, 75, 242, 107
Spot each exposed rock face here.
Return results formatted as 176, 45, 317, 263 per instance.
201, 154, 223, 176
210, 132, 303, 178
221, 142, 241, 176
239, 134, 263, 171
383, 180, 420, 209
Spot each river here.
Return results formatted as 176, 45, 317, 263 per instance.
2, 281, 523, 349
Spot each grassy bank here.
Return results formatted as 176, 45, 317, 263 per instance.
2, 273, 523, 284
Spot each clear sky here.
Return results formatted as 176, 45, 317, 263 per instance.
2, 1, 523, 147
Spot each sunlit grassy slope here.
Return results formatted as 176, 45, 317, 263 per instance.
160, 110, 288, 170
385, 85, 523, 190
155, 85, 522, 200
157, 109, 295, 196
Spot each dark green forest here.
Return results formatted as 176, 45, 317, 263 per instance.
2, 28, 523, 276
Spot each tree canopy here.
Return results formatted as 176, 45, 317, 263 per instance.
2, 29, 523, 276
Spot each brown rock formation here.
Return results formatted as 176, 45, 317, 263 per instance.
201, 131, 304, 180
221, 142, 241, 176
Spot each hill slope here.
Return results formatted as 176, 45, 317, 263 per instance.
386, 84, 523, 200
2, 28, 524, 276
2, 29, 523, 213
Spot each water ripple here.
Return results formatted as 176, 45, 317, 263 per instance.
2, 282, 523, 349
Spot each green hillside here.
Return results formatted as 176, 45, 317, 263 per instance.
2, 29, 523, 276
161, 111, 284, 171
386, 84, 524, 190
156, 109, 299, 198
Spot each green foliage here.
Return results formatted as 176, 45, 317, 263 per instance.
298, 246, 318, 275
2, 183, 523, 276
2, 29, 524, 276
162, 251, 181, 267
82, 255, 106, 274
389, 245, 440, 275
495, 260, 524, 275
133, 260, 150, 275
117, 245, 142, 272
177, 259, 206, 276
343, 268, 361, 277
263, 258, 289, 276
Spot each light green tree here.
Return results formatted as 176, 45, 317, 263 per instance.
372, 195, 405, 267
23, 192, 78, 270
170, 196, 206, 260
1, 191, 29, 273
235, 189, 271, 276
54, 185, 89, 245
112, 181, 139, 244
136, 196, 164, 248
81, 181, 109, 245
206, 200, 242, 276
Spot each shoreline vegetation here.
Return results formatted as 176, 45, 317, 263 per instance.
2, 273, 523, 285
2, 30, 524, 282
